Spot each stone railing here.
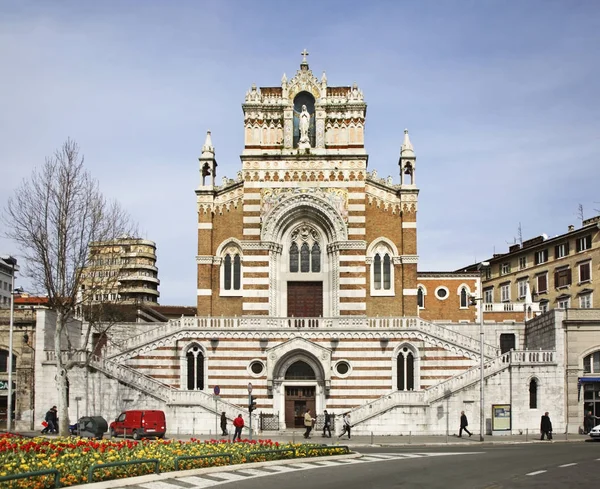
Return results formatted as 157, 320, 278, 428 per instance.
351, 349, 556, 425
107, 316, 500, 360
43, 350, 249, 421
347, 390, 427, 426
484, 302, 541, 313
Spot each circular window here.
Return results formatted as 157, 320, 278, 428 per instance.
334, 360, 352, 378
248, 360, 265, 377
435, 286, 449, 300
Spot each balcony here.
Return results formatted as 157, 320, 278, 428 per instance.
119, 274, 160, 284
483, 302, 540, 313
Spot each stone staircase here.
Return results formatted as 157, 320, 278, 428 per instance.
84, 353, 250, 421
107, 316, 500, 362
349, 350, 556, 426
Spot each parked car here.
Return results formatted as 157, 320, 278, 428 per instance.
109, 410, 166, 440
589, 424, 600, 440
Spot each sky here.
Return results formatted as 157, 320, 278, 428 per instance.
1, 0, 599, 306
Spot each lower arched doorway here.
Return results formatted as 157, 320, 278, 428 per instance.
284, 361, 316, 428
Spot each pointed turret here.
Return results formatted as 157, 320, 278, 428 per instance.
201, 130, 215, 158
400, 129, 415, 157
399, 129, 416, 186
199, 130, 217, 187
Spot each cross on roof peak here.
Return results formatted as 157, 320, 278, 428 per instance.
300, 48, 309, 63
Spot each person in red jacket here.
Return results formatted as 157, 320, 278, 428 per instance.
233, 414, 244, 441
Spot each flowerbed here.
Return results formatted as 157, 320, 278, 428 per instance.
0, 433, 348, 488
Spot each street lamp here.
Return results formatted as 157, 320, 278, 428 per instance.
2, 256, 19, 433
477, 261, 490, 442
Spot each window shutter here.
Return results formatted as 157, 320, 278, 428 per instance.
554, 271, 559, 287
554, 245, 560, 259
565, 242, 570, 254
567, 268, 572, 285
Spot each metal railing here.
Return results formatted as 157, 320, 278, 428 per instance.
88, 458, 160, 483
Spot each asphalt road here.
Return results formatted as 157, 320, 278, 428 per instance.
165, 442, 600, 489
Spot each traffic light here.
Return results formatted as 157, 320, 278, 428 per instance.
248, 395, 257, 412
469, 295, 478, 306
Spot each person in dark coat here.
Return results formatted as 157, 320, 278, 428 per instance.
458, 411, 472, 437
322, 410, 331, 438
42, 406, 58, 434
540, 412, 553, 440
220, 412, 228, 436
584, 410, 598, 434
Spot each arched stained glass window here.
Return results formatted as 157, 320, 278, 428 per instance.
460, 288, 468, 308
397, 348, 416, 391
290, 243, 299, 272
300, 243, 310, 273
417, 288, 424, 308
186, 346, 204, 390
311, 243, 321, 273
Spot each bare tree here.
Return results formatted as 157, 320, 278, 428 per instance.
577, 204, 584, 226
3, 139, 136, 435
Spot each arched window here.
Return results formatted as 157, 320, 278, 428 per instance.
311, 243, 321, 273
417, 287, 425, 308
460, 288, 468, 308
529, 378, 538, 409
369, 241, 396, 296
300, 243, 310, 272
397, 348, 415, 391
290, 243, 299, 272
220, 243, 243, 295
289, 224, 321, 274
583, 351, 600, 374
285, 361, 316, 380
186, 346, 204, 390
374, 254, 382, 289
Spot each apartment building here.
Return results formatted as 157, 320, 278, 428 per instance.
82, 236, 160, 304
0, 257, 15, 309
481, 215, 600, 312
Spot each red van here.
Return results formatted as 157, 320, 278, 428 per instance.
109, 410, 166, 439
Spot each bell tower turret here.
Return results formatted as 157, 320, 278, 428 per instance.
399, 129, 416, 187
199, 130, 217, 187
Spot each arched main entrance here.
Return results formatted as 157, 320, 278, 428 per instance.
284, 361, 316, 428
269, 346, 329, 430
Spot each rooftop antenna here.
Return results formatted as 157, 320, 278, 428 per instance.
577, 204, 584, 226
518, 222, 523, 245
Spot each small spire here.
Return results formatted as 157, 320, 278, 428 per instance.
201, 130, 215, 157
400, 128, 415, 157
321, 71, 327, 84
281, 73, 287, 85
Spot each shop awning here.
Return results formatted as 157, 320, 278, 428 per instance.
577, 377, 600, 401
578, 377, 600, 383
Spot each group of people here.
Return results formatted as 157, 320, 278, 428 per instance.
41, 405, 58, 434
220, 412, 246, 441
304, 409, 351, 439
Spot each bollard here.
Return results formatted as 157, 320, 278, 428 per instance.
370, 431, 373, 445
409, 430, 412, 444
124, 428, 127, 439
525, 428, 528, 442
193, 417, 196, 436
292, 431, 295, 444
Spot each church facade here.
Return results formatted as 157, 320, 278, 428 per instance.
25, 56, 588, 437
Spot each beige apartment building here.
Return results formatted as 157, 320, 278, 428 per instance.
479, 215, 599, 312
82, 236, 160, 304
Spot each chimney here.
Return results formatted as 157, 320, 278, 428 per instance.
568, 225, 575, 232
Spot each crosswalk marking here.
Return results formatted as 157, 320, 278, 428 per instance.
559, 463, 577, 467
135, 452, 482, 489
526, 470, 547, 476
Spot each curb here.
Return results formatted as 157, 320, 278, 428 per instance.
73, 452, 361, 489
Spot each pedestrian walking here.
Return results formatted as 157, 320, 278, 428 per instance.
584, 410, 599, 434
304, 409, 315, 439
41, 406, 58, 434
338, 413, 351, 439
540, 411, 553, 440
232, 414, 244, 441
322, 409, 332, 438
220, 412, 228, 436
458, 411, 472, 437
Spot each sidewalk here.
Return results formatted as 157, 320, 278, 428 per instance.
10, 429, 592, 446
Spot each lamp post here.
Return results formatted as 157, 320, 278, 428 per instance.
477, 261, 490, 442
3, 256, 19, 433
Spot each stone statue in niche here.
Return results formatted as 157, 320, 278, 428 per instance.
299, 105, 310, 146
